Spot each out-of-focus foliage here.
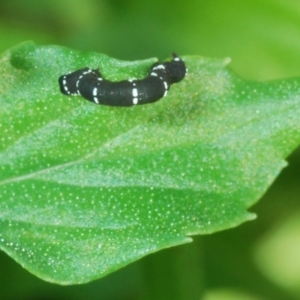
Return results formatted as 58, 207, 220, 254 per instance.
254, 212, 300, 294
0, 0, 300, 299
1, 0, 300, 80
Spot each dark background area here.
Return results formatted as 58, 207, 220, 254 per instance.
1, 0, 300, 299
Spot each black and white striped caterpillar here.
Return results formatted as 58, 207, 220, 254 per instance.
58, 53, 186, 107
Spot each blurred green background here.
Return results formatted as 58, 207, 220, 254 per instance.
1, 0, 300, 299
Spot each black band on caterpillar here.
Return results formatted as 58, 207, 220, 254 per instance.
58, 53, 187, 107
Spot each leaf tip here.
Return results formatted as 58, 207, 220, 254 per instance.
247, 212, 257, 221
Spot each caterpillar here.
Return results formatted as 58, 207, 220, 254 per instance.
58, 53, 186, 107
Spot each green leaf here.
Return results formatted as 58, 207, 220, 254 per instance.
0, 41, 299, 284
